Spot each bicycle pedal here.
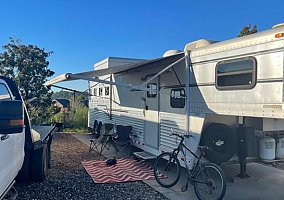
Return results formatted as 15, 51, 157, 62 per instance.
181, 186, 187, 192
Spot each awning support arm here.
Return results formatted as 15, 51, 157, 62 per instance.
185, 51, 192, 136
70, 74, 158, 93
140, 56, 185, 86
49, 84, 87, 94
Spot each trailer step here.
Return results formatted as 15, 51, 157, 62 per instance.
133, 151, 156, 160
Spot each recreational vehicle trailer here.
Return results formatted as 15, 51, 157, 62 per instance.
45, 24, 284, 169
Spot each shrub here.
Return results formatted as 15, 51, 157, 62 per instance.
51, 106, 88, 130
73, 106, 88, 129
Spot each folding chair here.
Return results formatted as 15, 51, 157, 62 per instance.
112, 125, 132, 157
89, 123, 114, 158
97, 123, 114, 155
89, 121, 103, 153
91, 120, 98, 136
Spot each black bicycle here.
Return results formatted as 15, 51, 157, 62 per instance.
154, 132, 226, 200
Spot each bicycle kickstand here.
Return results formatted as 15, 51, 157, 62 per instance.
181, 178, 190, 192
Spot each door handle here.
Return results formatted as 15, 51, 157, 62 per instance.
1, 134, 9, 141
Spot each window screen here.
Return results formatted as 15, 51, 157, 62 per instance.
170, 88, 185, 108
93, 88, 97, 96
99, 88, 103, 96
105, 87, 110, 96
216, 57, 256, 90
147, 83, 157, 98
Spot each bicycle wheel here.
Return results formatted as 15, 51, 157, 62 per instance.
193, 163, 226, 200
154, 152, 181, 188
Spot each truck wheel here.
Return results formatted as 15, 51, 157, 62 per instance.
32, 146, 47, 182
201, 123, 237, 164
16, 150, 32, 182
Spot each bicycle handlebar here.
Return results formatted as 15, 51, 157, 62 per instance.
170, 128, 194, 140
170, 133, 193, 139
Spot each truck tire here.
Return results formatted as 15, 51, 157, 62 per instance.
16, 150, 32, 182
201, 123, 237, 164
32, 146, 47, 182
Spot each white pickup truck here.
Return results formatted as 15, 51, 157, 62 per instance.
0, 76, 57, 200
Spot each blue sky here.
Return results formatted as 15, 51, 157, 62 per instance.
1, 0, 284, 91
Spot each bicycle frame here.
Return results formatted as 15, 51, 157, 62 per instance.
171, 136, 207, 185
155, 134, 226, 199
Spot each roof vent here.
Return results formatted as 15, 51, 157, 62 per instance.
163, 50, 182, 57
184, 39, 218, 51
272, 23, 284, 29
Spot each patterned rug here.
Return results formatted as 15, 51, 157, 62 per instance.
81, 158, 157, 183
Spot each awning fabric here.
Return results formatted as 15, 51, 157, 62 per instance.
44, 53, 184, 86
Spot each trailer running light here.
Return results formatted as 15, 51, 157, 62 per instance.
275, 33, 284, 38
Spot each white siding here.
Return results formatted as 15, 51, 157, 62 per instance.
159, 112, 186, 152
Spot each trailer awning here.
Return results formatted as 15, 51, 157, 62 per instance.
44, 53, 184, 87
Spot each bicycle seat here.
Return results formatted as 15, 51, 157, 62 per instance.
198, 146, 211, 152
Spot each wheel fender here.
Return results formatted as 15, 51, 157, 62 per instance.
31, 145, 47, 182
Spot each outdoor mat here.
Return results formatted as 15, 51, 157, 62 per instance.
81, 158, 157, 183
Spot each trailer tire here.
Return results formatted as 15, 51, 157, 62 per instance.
32, 146, 47, 182
201, 123, 237, 164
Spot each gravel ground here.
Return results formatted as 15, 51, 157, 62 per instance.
15, 133, 169, 200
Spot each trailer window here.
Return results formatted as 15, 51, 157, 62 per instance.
216, 57, 256, 90
93, 88, 97, 96
99, 88, 103, 96
147, 83, 157, 98
0, 83, 11, 100
170, 88, 185, 108
105, 87, 110, 96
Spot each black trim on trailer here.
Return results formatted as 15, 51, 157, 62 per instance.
161, 78, 283, 89
257, 78, 283, 83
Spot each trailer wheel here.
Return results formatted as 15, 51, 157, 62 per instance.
32, 146, 47, 182
201, 123, 237, 164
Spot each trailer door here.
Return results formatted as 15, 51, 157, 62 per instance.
144, 80, 159, 149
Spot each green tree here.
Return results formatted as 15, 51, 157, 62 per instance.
238, 24, 258, 37
52, 90, 74, 100
70, 93, 87, 109
0, 38, 55, 124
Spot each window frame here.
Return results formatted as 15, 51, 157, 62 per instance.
105, 86, 110, 96
215, 57, 257, 90
0, 83, 12, 100
98, 87, 103, 96
93, 88, 97, 96
170, 88, 185, 108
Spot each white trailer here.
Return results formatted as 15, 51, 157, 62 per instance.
45, 23, 284, 170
